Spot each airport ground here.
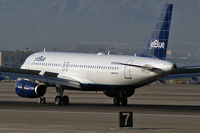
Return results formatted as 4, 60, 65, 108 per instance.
0, 83, 200, 133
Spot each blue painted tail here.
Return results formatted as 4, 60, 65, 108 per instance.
142, 4, 173, 60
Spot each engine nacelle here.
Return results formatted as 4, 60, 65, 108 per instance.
15, 80, 46, 98
0, 76, 5, 81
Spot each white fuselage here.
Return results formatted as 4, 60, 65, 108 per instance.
21, 52, 174, 89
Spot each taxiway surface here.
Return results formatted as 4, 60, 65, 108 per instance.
0, 83, 200, 133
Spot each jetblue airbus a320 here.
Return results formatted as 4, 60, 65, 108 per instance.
1, 4, 200, 106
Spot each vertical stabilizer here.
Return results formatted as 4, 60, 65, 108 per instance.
142, 4, 173, 60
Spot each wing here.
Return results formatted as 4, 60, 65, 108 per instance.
162, 66, 200, 80
0, 67, 82, 89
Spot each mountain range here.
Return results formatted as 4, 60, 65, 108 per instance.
0, 0, 199, 58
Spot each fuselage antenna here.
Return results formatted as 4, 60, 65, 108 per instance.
133, 51, 136, 56
107, 50, 110, 55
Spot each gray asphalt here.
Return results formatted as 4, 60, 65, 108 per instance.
0, 83, 200, 133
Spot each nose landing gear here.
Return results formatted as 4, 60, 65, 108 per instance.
38, 96, 46, 104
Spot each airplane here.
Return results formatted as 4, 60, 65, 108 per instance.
0, 3, 200, 106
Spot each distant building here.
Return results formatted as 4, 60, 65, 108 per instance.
167, 50, 172, 56
0, 50, 33, 68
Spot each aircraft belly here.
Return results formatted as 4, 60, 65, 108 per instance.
74, 69, 157, 86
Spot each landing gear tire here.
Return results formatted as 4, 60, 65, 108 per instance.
121, 97, 128, 106
62, 95, 69, 105
38, 97, 46, 104
113, 96, 128, 106
113, 97, 120, 106
55, 95, 62, 105
55, 95, 69, 105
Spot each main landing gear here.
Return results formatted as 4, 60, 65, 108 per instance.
103, 89, 135, 106
55, 87, 69, 105
113, 90, 134, 106
113, 96, 128, 106
55, 95, 69, 105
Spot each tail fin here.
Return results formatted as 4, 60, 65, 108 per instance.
142, 4, 173, 60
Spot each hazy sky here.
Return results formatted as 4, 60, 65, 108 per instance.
0, 0, 199, 54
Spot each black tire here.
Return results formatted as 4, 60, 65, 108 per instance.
113, 96, 120, 106
37, 97, 42, 104
38, 97, 46, 104
55, 95, 62, 105
121, 97, 128, 106
42, 97, 46, 104
62, 95, 69, 105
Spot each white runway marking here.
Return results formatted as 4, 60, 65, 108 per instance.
0, 109, 116, 115
0, 109, 200, 118
135, 113, 200, 118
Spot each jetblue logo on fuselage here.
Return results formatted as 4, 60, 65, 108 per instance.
35, 56, 46, 61
150, 40, 165, 49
